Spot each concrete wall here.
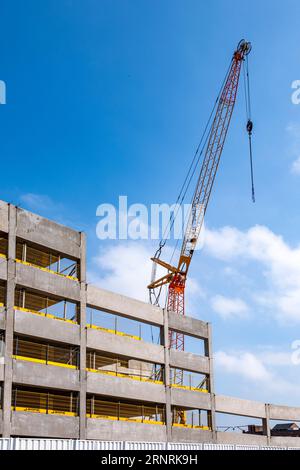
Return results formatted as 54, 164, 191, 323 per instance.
87, 372, 166, 404
14, 310, 80, 345
0, 259, 7, 281
87, 328, 164, 364
11, 412, 79, 439
87, 419, 167, 442
12, 360, 80, 391
0, 201, 8, 233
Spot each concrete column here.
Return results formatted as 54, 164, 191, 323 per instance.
205, 323, 216, 437
2, 205, 16, 437
162, 308, 172, 442
263, 404, 271, 445
79, 232, 87, 439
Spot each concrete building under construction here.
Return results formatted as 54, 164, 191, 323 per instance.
1, 199, 300, 447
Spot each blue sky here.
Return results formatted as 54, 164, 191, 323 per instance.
1, 0, 300, 418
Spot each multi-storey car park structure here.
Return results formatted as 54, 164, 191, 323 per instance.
1, 199, 300, 448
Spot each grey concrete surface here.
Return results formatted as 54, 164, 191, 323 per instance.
15, 207, 81, 260
87, 328, 165, 364
11, 412, 80, 439
0, 201, 8, 233
168, 311, 209, 339
169, 349, 210, 374
170, 388, 211, 410
16, 262, 80, 302
215, 395, 266, 419
0, 308, 5, 329
14, 309, 80, 345
0, 258, 7, 281
87, 372, 166, 404
171, 427, 214, 443
87, 284, 163, 326
87, 418, 167, 442
12, 360, 80, 391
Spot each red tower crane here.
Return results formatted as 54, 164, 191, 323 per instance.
148, 40, 252, 402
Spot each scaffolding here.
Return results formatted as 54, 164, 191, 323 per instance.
12, 387, 79, 416
13, 337, 79, 369
16, 239, 79, 280
87, 396, 165, 425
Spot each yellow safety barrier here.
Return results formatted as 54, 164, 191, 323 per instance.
87, 323, 141, 341
12, 406, 76, 417
86, 367, 163, 385
172, 423, 210, 430
170, 383, 208, 393
12, 355, 77, 370
0, 302, 4, 307
0, 253, 6, 259
15, 306, 77, 325
87, 414, 164, 426
15, 259, 78, 282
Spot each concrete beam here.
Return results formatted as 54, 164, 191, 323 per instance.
0, 308, 5, 329
215, 395, 266, 419
216, 431, 268, 446
16, 263, 80, 302
87, 285, 163, 326
14, 310, 80, 345
170, 388, 211, 410
0, 364, 4, 381
270, 436, 300, 448
169, 349, 210, 375
171, 427, 213, 443
15, 207, 81, 260
87, 418, 167, 442
12, 360, 80, 391
87, 328, 165, 364
87, 372, 166, 404
11, 412, 80, 439
0, 201, 8, 233
168, 312, 209, 339
0, 258, 7, 281
269, 404, 300, 421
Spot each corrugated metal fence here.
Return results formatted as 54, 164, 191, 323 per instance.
0, 439, 300, 450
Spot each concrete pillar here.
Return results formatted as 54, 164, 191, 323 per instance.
162, 308, 172, 442
263, 404, 271, 445
205, 323, 216, 438
2, 205, 16, 437
79, 232, 87, 439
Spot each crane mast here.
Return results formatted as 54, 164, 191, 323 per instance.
148, 40, 252, 396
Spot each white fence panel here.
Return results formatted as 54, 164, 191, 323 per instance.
235, 445, 260, 450
260, 446, 287, 450
75, 440, 123, 450
125, 441, 167, 450
0, 438, 12, 450
288, 447, 300, 450
15, 438, 74, 451
204, 443, 235, 450
168, 443, 203, 450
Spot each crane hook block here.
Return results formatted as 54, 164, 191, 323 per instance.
247, 119, 253, 135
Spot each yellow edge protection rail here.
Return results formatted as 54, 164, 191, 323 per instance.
12, 355, 77, 370
12, 406, 77, 417
173, 423, 210, 430
0, 253, 6, 259
87, 323, 141, 341
170, 384, 208, 393
15, 259, 78, 282
88, 414, 164, 426
86, 368, 163, 385
15, 306, 77, 325
0, 302, 4, 307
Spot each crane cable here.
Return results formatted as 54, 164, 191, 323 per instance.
243, 55, 255, 203
153, 59, 233, 262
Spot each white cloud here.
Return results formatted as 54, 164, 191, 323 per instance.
211, 295, 249, 320
204, 225, 300, 323
215, 351, 271, 381
20, 193, 63, 213
291, 156, 300, 175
